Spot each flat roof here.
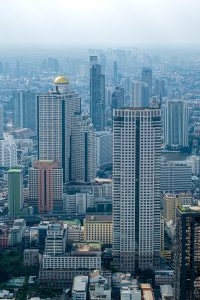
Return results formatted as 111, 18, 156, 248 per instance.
178, 205, 200, 213
8, 169, 22, 173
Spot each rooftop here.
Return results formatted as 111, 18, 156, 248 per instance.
8, 169, 22, 174
178, 205, 200, 213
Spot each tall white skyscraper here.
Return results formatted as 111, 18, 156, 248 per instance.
164, 99, 189, 147
131, 81, 149, 108
37, 76, 81, 183
70, 112, 96, 183
113, 108, 161, 272
0, 135, 17, 168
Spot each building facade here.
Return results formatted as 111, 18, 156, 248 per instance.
113, 108, 161, 272
8, 168, 23, 216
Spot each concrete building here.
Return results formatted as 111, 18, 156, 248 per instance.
84, 215, 112, 244
0, 135, 17, 168
164, 99, 189, 147
8, 168, 23, 216
28, 160, 63, 213
96, 131, 112, 169
141, 67, 152, 96
24, 249, 39, 267
9, 219, 26, 246
70, 113, 96, 183
89, 270, 111, 300
37, 76, 81, 183
63, 193, 93, 215
111, 86, 125, 110
13, 90, 37, 131
90, 62, 105, 131
45, 223, 66, 256
131, 81, 149, 107
72, 276, 88, 300
174, 205, 200, 300
161, 161, 192, 193
160, 285, 173, 300
155, 270, 174, 286
113, 108, 161, 272
162, 192, 192, 222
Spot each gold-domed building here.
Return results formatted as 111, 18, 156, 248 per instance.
54, 75, 69, 85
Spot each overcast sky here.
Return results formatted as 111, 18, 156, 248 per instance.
0, 0, 200, 47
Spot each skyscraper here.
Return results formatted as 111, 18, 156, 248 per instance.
8, 168, 23, 216
131, 81, 149, 107
90, 61, 105, 131
37, 76, 81, 183
141, 67, 152, 96
113, 108, 161, 272
28, 160, 63, 213
111, 86, 125, 110
174, 205, 200, 300
70, 112, 96, 183
113, 60, 118, 85
13, 90, 37, 131
0, 135, 17, 168
164, 99, 189, 147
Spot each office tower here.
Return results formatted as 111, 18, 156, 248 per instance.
0, 104, 3, 139
37, 76, 81, 183
161, 161, 192, 193
113, 108, 161, 272
174, 206, 200, 300
111, 86, 125, 110
8, 168, 23, 216
164, 100, 189, 147
47, 57, 59, 73
155, 79, 166, 102
70, 113, 96, 183
90, 62, 105, 131
28, 160, 63, 213
99, 53, 106, 74
96, 131, 112, 169
45, 223, 66, 255
90, 55, 98, 66
131, 81, 149, 107
162, 192, 192, 223
113, 60, 118, 84
0, 135, 17, 168
141, 67, 152, 96
13, 90, 37, 131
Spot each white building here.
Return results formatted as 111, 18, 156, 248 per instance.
131, 81, 149, 107
45, 223, 66, 256
113, 108, 161, 272
164, 99, 189, 147
96, 131, 112, 169
72, 276, 88, 300
89, 270, 111, 300
63, 193, 94, 215
37, 76, 81, 183
0, 135, 17, 168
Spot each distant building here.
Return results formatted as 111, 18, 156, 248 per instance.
72, 276, 88, 300
0, 135, 17, 168
111, 86, 125, 110
131, 81, 149, 107
174, 206, 200, 299
96, 131, 112, 169
63, 193, 93, 215
164, 100, 189, 147
9, 219, 26, 246
0, 104, 3, 139
141, 67, 152, 96
13, 90, 37, 131
8, 168, 23, 216
155, 270, 174, 286
89, 270, 111, 300
28, 160, 63, 213
161, 161, 192, 193
160, 285, 174, 300
141, 284, 154, 300
45, 223, 66, 256
90, 62, 105, 131
84, 215, 112, 244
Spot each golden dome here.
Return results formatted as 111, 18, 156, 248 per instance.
54, 75, 69, 84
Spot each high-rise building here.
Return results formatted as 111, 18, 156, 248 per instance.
37, 76, 81, 183
113, 108, 161, 272
0, 104, 3, 139
28, 160, 63, 213
0, 135, 17, 168
13, 90, 37, 131
70, 113, 96, 183
96, 131, 112, 169
90, 62, 105, 131
111, 86, 125, 110
113, 60, 118, 84
141, 67, 152, 96
8, 168, 23, 216
164, 100, 189, 147
174, 205, 200, 300
131, 81, 149, 107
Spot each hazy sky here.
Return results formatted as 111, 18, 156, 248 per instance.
0, 0, 200, 47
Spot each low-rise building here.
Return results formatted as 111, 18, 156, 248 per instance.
160, 285, 173, 300
24, 249, 39, 267
89, 270, 111, 300
84, 215, 112, 244
72, 276, 88, 300
155, 270, 173, 286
